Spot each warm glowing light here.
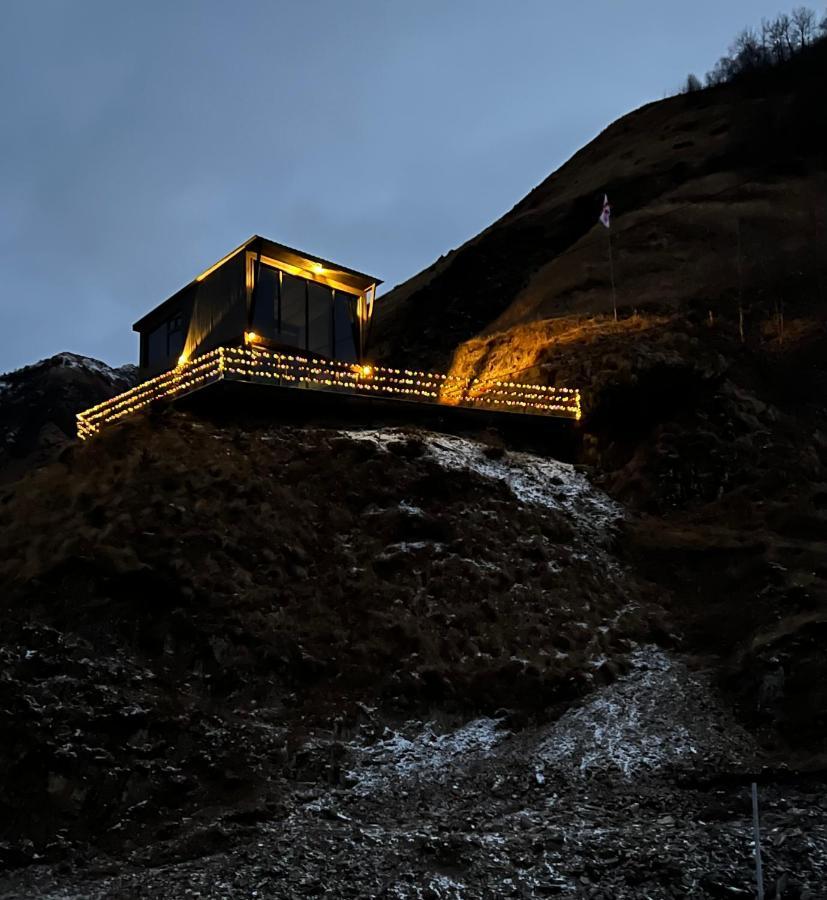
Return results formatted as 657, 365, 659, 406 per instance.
312, 262, 324, 274
177, 353, 188, 366
76, 345, 581, 439
245, 331, 261, 344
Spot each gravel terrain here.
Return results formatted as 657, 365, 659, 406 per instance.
2, 648, 824, 898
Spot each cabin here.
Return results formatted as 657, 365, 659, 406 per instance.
133, 236, 381, 377
77, 236, 581, 441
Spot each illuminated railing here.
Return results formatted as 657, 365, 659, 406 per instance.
77, 346, 580, 439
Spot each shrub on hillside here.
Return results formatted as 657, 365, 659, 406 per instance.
705, 6, 827, 87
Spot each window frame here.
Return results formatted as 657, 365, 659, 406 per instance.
249, 257, 369, 361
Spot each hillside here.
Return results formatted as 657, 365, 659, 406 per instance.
0, 353, 137, 484
370, 43, 827, 778
0, 414, 656, 880
2, 46, 827, 900
1, 412, 825, 898
372, 42, 827, 369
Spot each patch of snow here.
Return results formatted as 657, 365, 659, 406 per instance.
399, 499, 425, 517
385, 878, 466, 900
338, 428, 622, 554
465, 557, 500, 573
425, 874, 466, 898
382, 540, 442, 554
53, 353, 119, 382
114, 363, 138, 383
346, 718, 504, 796
536, 647, 757, 778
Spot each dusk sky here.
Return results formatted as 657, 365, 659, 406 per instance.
0, 0, 797, 372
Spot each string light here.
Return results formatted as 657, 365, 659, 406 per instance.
77, 346, 581, 438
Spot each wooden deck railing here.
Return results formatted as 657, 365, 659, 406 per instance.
77, 346, 580, 439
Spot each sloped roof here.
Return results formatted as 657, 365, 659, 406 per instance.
133, 235, 381, 332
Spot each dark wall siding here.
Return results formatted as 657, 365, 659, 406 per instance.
139, 252, 247, 377
187, 251, 248, 356
137, 242, 371, 377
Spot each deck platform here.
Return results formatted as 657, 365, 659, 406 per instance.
77, 346, 581, 456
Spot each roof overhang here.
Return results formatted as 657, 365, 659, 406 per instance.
133, 235, 382, 333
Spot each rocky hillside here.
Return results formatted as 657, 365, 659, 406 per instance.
370, 41, 827, 780
0, 413, 655, 879
1, 41, 827, 900
0, 353, 136, 484
0, 412, 825, 898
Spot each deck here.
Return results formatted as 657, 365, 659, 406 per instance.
76, 346, 581, 440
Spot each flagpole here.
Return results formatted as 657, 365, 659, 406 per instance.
607, 226, 618, 323
600, 194, 618, 322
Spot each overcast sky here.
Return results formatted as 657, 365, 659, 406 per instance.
0, 0, 799, 371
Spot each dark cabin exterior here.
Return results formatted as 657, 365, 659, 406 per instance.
133, 236, 381, 377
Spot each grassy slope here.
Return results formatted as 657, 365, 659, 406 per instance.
0, 412, 660, 859
372, 42, 827, 369
371, 45, 827, 765
2, 44, 827, 872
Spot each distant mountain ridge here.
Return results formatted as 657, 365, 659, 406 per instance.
0, 353, 137, 483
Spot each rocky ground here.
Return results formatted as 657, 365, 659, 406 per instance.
0, 415, 664, 895
2, 649, 824, 898
0, 406, 824, 897
4, 39, 827, 897
438, 307, 827, 772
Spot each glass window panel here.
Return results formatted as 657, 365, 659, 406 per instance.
307, 282, 332, 356
333, 291, 358, 363
168, 312, 186, 360
279, 272, 306, 349
169, 312, 186, 332
168, 327, 185, 360
147, 322, 168, 365
251, 264, 279, 338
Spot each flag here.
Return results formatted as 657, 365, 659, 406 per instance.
599, 194, 611, 229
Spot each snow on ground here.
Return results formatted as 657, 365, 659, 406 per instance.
115, 363, 138, 381
53, 353, 121, 382
345, 649, 758, 799
346, 718, 504, 796
532, 647, 757, 779
339, 428, 622, 552
385, 874, 467, 900
2, 352, 131, 385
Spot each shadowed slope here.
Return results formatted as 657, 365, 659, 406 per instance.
371, 42, 827, 370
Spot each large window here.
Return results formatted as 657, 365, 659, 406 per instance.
147, 322, 168, 366
146, 311, 188, 367
334, 291, 358, 362
251, 264, 279, 338
308, 282, 333, 357
167, 313, 186, 361
279, 273, 306, 348
250, 265, 362, 361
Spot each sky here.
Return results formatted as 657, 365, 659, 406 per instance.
0, 0, 803, 372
